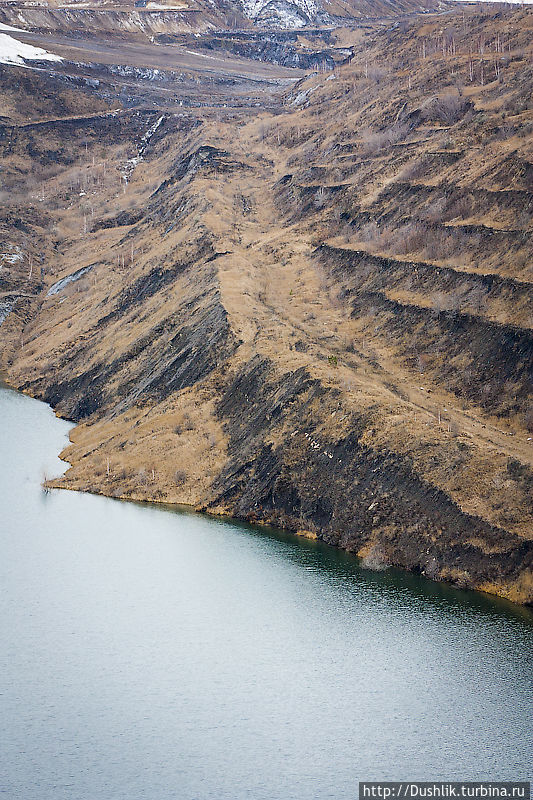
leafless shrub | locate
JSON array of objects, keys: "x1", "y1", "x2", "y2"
[
  {"x1": 492, "y1": 122, "x2": 518, "y2": 141},
  {"x1": 422, "y1": 227, "x2": 463, "y2": 261},
  {"x1": 75, "y1": 278, "x2": 90, "y2": 294},
  {"x1": 175, "y1": 469, "x2": 187, "y2": 486},
  {"x1": 420, "y1": 93, "x2": 470, "y2": 125},
  {"x1": 358, "y1": 221, "x2": 380, "y2": 244},
  {"x1": 397, "y1": 158, "x2": 427, "y2": 182},
  {"x1": 398, "y1": 221, "x2": 427, "y2": 254},
  {"x1": 366, "y1": 66, "x2": 388, "y2": 84},
  {"x1": 431, "y1": 291, "x2": 460, "y2": 314},
  {"x1": 310, "y1": 226, "x2": 329, "y2": 247},
  {"x1": 447, "y1": 418, "x2": 460, "y2": 437},
  {"x1": 344, "y1": 338, "x2": 356, "y2": 353},
  {"x1": 180, "y1": 414, "x2": 195, "y2": 432},
  {"x1": 93, "y1": 460, "x2": 106, "y2": 477},
  {"x1": 328, "y1": 287, "x2": 344, "y2": 307},
  {"x1": 444, "y1": 195, "x2": 473, "y2": 221},
  {"x1": 360, "y1": 122, "x2": 408, "y2": 154},
  {"x1": 421, "y1": 197, "x2": 447, "y2": 224},
  {"x1": 464, "y1": 286, "x2": 488, "y2": 315},
  {"x1": 417, "y1": 353, "x2": 431, "y2": 373}
]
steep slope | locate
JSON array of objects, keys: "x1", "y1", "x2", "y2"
[
  {"x1": 0, "y1": 0, "x2": 450, "y2": 32},
  {"x1": 1, "y1": 6, "x2": 532, "y2": 603}
]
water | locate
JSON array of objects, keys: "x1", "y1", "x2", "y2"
[{"x1": 0, "y1": 383, "x2": 531, "y2": 800}]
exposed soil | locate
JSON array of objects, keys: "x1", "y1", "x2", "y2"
[{"x1": 1, "y1": 5, "x2": 532, "y2": 604}]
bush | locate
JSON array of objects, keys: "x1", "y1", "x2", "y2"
[
  {"x1": 360, "y1": 122, "x2": 408, "y2": 154},
  {"x1": 420, "y1": 93, "x2": 470, "y2": 125},
  {"x1": 175, "y1": 469, "x2": 187, "y2": 486}
]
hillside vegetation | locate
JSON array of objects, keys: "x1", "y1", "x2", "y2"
[{"x1": 1, "y1": 5, "x2": 532, "y2": 603}]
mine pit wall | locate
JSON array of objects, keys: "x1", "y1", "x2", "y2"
[
  {"x1": 0, "y1": 7, "x2": 226, "y2": 36},
  {"x1": 6, "y1": 291, "x2": 532, "y2": 604},
  {"x1": 13, "y1": 245, "x2": 237, "y2": 422},
  {"x1": 314, "y1": 245, "x2": 533, "y2": 425},
  {"x1": 204, "y1": 357, "x2": 533, "y2": 604},
  {"x1": 1, "y1": 60, "x2": 531, "y2": 604}
]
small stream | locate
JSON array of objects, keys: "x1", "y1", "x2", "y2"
[{"x1": 1, "y1": 383, "x2": 531, "y2": 800}]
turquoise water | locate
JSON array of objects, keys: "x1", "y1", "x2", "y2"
[{"x1": 0, "y1": 384, "x2": 531, "y2": 800}]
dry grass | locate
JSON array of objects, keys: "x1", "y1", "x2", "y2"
[{"x1": 1, "y1": 5, "x2": 532, "y2": 599}]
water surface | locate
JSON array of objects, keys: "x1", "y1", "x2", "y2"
[{"x1": 1, "y1": 384, "x2": 531, "y2": 800}]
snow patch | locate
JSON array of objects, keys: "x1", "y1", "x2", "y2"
[
  {"x1": 0, "y1": 302, "x2": 13, "y2": 326},
  {"x1": 146, "y1": 3, "x2": 189, "y2": 8},
  {"x1": 242, "y1": 0, "x2": 318, "y2": 26},
  {"x1": 0, "y1": 22, "x2": 24, "y2": 32},
  {"x1": 290, "y1": 85, "x2": 317, "y2": 107},
  {"x1": 1, "y1": 247, "x2": 23, "y2": 267},
  {"x1": 0, "y1": 32, "x2": 62, "y2": 67},
  {"x1": 121, "y1": 115, "x2": 164, "y2": 184},
  {"x1": 46, "y1": 265, "x2": 94, "y2": 297},
  {"x1": 184, "y1": 49, "x2": 220, "y2": 60}
]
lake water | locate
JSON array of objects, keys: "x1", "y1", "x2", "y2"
[{"x1": 0, "y1": 383, "x2": 531, "y2": 800}]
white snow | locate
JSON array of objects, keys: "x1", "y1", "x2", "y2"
[
  {"x1": 184, "y1": 49, "x2": 220, "y2": 60},
  {"x1": 121, "y1": 115, "x2": 164, "y2": 183},
  {"x1": 0, "y1": 32, "x2": 62, "y2": 67},
  {"x1": 290, "y1": 85, "x2": 317, "y2": 107},
  {"x1": 1, "y1": 250, "x2": 23, "y2": 265},
  {"x1": 142, "y1": 114, "x2": 164, "y2": 142},
  {"x1": 145, "y1": 3, "x2": 189, "y2": 8},
  {"x1": 0, "y1": 302, "x2": 12, "y2": 327},
  {"x1": 242, "y1": 0, "x2": 267, "y2": 17},
  {"x1": 47, "y1": 265, "x2": 94, "y2": 297},
  {"x1": 241, "y1": 0, "x2": 318, "y2": 24},
  {"x1": 0, "y1": 22, "x2": 24, "y2": 32}
]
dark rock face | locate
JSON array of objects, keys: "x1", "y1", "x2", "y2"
[
  {"x1": 41, "y1": 366, "x2": 104, "y2": 420},
  {"x1": 19, "y1": 238, "x2": 237, "y2": 421},
  {"x1": 207, "y1": 356, "x2": 533, "y2": 597},
  {"x1": 93, "y1": 209, "x2": 145, "y2": 231},
  {"x1": 24, "y1": 294, "x2": 237, "y2": 421},
  {"x1": 315, "y1": 245, "x2": 533, "y2": 420},
  {"x1": 196, "y1": 33, "x2": 347, "y2": 70},
  {"x1": 96, "y1": 259, "x2": 196, "y2": 326},
  {"x1": 23, "y1": 306, "x2": 235, "y2": 420},
  {"x1": 153, "y1": 145, "x2": 251, "y2": 197}
]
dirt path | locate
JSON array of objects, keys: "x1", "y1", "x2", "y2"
[{"x1": 5, "y1": 109, "x2": 125, "y2": 129}]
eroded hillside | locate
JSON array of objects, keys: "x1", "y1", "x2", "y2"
[
  {"x1": 0, "y1": 0, "x2": 447, "y2": 33},
  {"x1": 1, "y1": 5, "x2": 532, "y2": 603}
]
